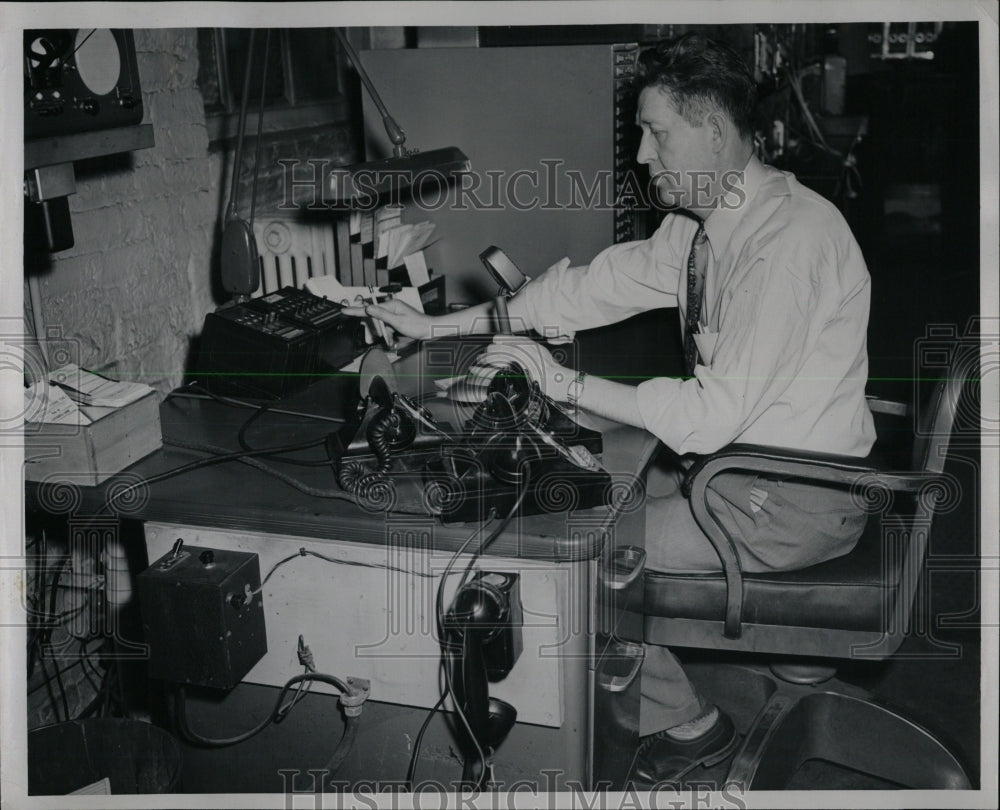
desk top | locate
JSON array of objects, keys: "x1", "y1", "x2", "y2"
[{"x1": 26, "y1": 344, "x2": 659, "y2": 562}]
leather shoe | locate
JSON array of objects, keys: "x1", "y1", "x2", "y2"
[{"x1": 633, "y1": 710, "x2": 739, "y2": 785}]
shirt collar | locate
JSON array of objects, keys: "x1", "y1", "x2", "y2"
[{"x1": 702, "y1": 154, "x2": 768, "y2": 257}]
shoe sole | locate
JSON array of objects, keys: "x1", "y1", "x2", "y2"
[
  {"x1": 633, "y1": 730, "x2": 741, "y2": 787},
  {"x1": 671, "y1": 730, "x2": 741, "y2": 782}
]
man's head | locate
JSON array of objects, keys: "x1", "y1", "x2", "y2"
[{"x1": 635, "y1": 33, "x2": 757, "y2": 214}]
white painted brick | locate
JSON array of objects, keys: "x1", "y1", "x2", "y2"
[{"x1": 35, "y1": 29, "x2": 236, "y2": 388}]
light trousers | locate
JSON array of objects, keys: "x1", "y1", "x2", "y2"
[{"x1": 638, "y1": 457, "x2": 867, "y2": 736}]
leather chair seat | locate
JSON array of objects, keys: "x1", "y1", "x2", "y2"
[{"x1": 644, "y1": 513, "x2": 910, "y2": 632}]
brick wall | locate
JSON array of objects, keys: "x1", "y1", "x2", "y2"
[
  {"x1": 25, "y1": 29, "x2": 359, "y2": 396},
  {"x1": 27, "y1": 29, "x2": 218, "y2": 396}
]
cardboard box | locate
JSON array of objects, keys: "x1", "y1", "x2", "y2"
[{"x1": 24, "y1": 391, "x2": 162, "y2": 485}]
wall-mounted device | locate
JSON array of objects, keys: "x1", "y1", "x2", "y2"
[
  {"x1": 199, "y1": 286, "x2": 365, "y2": 400},
  {"x1": 137, "y1": 541, "x2": 267, "y2": 690},
  {"x1": 445, "y1": 571, "x2": 522, "y2": 787},
  {"x1": 23, "y1": 29, "x2": 149, "y2": 252},
  {"x1": 24, "y1": 29, "x2": 144, "y2": 139}
]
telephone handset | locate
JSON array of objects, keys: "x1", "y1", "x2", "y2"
[{"x1": 332, "y1": 350, "x2": 450, "y2": 500}]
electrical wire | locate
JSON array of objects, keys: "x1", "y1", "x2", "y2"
[
  {"x1": 174, "y1": 671, "x2": 351, "y2": 747},
  {"x1": 405, "y1": 689, "x2": 449, "y2": 788},
  {"x1": 45, "y1": 555, "x2": 71, "y2": 722},
  {"x1": 162, "y1": 437, "x2": 360, "y2": 501},
  {"x1": 236, "y1": 401, "x2": 337, "y2": 468},
  {"x1": 275, "y1": 636, "x2": 316, "y2": 722},
  {"x1": 409, "y1": 449, "x2": 532, "y2": 790},
  {"x1": 96, "y1": 433, "x2": 340, "y2": 516},
  {"x1": 165, "y1": 383, "x2": 347, "y2": 425},
  {"x1": 252, "y1": 546, "x2": 434, "y2": 598},
  {"x1": 26, "y1": 527, "x2": 46, "y2": 680},
  {"x1": 36, "y1": 655, "x2": 63, "y2": 723}
]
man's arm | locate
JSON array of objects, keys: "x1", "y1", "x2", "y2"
[
  {"x1": 574, "y1": 373, "x2": 644, "y2": 427},
  {"x1": 352, "y1": 219, "x2": 684, "y2": 342},
  {"x1": 346, "y1": 299, "x2": 498, "y2": 340}
]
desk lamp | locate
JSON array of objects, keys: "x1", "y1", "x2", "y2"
[
  {"x1": 327, "y1": 29, "x2": 471, "y2": 203},
  {"x1": 219, "y1": 29, "x2": 470, "y2": 300}
]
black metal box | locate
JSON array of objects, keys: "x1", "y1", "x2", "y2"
[{"x1": 137, "y1": 544, "x2": 267, "y2": 690}]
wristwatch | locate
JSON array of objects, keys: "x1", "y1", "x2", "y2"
[{"x1": 566, "y1": 371, "x2": 586, "y2": 408}]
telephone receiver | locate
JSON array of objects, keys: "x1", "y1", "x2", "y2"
[
  {"x1": 334, "y1": 348, "x2": 458, "y2": 497},
  {"x1": 328, "y1": 349, "x2": 406, "y2": 473},
  {"x1": 445, "y1": 574, "x2": 520, "y2": 788}
]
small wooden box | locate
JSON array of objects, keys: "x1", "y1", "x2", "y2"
[{"x1": 24, "y1": 391, "x2": 162, "y2": 485}]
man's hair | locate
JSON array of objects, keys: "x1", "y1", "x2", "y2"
[{"x1": 636, "y1": 33, "x2": 758, "y2": 139}]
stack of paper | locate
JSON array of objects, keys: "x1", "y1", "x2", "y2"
[
  {"x1": 338, "y1": 207, "x2": 438, "y2": 291},
  {"x1": 24, "y1": 365, "x2": 155, "y2": 426},
  {"x1": 49, "y1": 364, "x2": 154, "y2": 407}
]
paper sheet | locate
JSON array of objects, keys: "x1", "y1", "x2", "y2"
[
  {"x1": 48, "y1": 364, "x2": 153, "y2": 407},
  {"x1": 403, "y1": 251, "x2": 431, "y2": 287},
  {"x1": 24, "y1": 382, "x2": 92, "y2": 426}
]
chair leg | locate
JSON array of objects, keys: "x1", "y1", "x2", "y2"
[{"x1": 728, "y1": 689, "x2": 971, "y2": 790}]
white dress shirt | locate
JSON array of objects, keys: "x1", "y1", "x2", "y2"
[{"x1": 518, "y1": 155, "x2": 876, "y2": 457}]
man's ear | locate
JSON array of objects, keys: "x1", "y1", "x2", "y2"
[{"x1": 706, "y1": 110, "x2": 729, "y2": 154}]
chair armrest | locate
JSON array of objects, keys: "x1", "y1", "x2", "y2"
[
  {"x1": 682, "y1": 444, "x2": 879, "y2": 498},
  {"x1": 866, "y1": 394, "x2": 910, "y2": 417},
  {"x1": 682, "y1": 443, "x2": 937, "y2": 497},
  {"x1": 680, "y1": 443, "x2": 940, "y2": 639}
]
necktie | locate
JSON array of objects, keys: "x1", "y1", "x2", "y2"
[{"x1": 684, "y1": 222, "x2": 708, "y2": 376}]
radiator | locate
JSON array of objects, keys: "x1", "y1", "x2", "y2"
[{"x1": 251, "y1": 218, "x2": 339, "y2": 297}]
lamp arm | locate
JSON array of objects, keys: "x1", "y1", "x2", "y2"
[{"x1": 334, "y1": 28, "x2": 407, "y2": 156}]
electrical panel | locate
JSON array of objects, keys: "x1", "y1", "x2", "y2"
[
  {"x1": 612, "y1": 44, "x2": 642, "y2": 244},
  {"x1": 137, "y1": 544, "x2": 267, "y2": 690}
]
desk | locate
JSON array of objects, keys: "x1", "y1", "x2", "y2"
[{"x1": 25, "y1": 343, "x2": 659, "y2": 792}]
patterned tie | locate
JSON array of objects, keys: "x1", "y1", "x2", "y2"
[{"x1": 684, "y1": 221, "x2": 708, "y2": 376}]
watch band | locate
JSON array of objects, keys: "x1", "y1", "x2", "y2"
[{"x1": 566, "y1": 371, "x2": 586, "y2": 408}]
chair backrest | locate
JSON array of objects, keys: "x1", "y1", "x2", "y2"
[
  {"x1": 888, "y1": 337, "x2": 975, "y2": 639},
  {"x1": 912, "y1": 342, "x2": 975, "y2": 477}
]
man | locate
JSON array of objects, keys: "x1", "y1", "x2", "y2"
[{"x1": 352, "y1": 34, "x2": 876, "y2": 783}]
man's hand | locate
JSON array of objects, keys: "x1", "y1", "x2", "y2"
[
  {"x1": 472, "y1": 335, "x2": 573, "y2": 402},
  {"x1": 342, "y1": 298, "x2": 433, "y2": 341}
]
